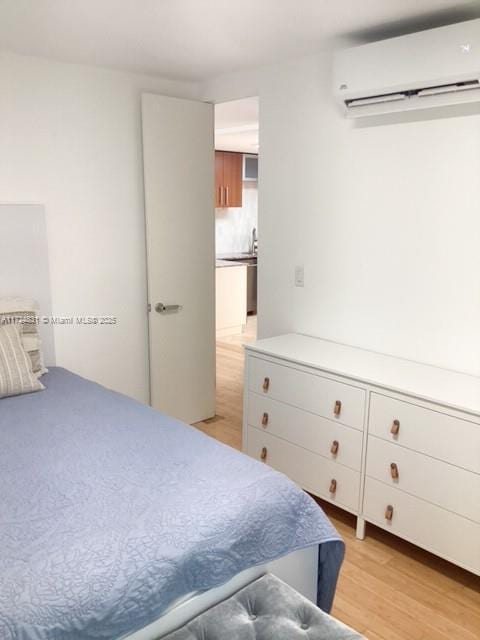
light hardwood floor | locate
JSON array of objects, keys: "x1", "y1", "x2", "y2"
[{"x1": 195, "y1": 318, "x2": 480, "y2": 640}]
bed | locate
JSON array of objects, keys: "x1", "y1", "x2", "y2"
[
  {"x1": 0, "y1": 367, "x2": 345, "y2": 640},
  {"x1": 0, "y1": 204, "x2": 344, "y2": 639}
]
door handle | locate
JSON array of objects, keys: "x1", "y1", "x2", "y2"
[{"x1": 155, "y1": 303, "x2": 182, "y2": 313}]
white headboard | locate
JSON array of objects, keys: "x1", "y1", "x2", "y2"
[{"x1": 0, "y1": 204, "x2": 56, "y2": 366}]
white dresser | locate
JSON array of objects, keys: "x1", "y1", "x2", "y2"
[{"x1": 243, "y1": 334, "x2": 480, "y2": 576}]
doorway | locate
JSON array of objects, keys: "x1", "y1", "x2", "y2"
[{"x1": 196, "y1": 96, "x2": 259, "y2": 448}]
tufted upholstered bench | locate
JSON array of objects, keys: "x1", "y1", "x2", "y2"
[{"x1": 160, "y1": 573, "x2": 364, "y2": 639}]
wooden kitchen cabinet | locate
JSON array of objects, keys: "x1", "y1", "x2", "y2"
[{"x1": 215, "y1": 151, "x2": 243, "y2": 208}]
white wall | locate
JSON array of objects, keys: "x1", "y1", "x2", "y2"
[
  {"x1": 215, "y1": 182, "x2": 258, "y2": 255},
  {"x1": 203, "y1": 53, "x2": 480, "y2": 376},
  {"x1": 0, "y1": 52, "x2": 198, "y2": 402}
]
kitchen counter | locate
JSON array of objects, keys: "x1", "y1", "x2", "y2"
[
  {"x1": 216, "y1": 252, "x2": 257, "y2": 261},
  {"x1": 216, "y1": 259, "x2": 246, "y2": 268}
]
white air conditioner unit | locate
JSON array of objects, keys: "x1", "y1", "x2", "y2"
[{"x1": 333, "y1": 19, "x2": 480, "y2": 118}]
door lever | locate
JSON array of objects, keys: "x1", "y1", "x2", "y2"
[{"x1": 155, "y1": 303, "x2": 182, "y2": 313}]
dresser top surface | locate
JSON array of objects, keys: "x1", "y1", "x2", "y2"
[{"x1": 246, "y1": 334, "x2": 480, "y2": 417}]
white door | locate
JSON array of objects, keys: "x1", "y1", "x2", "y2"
[{"x1": 142, "y1": 93, "x2": 215, "y2": 424}]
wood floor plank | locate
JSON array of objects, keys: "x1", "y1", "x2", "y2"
[
  {"x1": 344, "y1": 550, "x2": 480, "y2": 635},
  {"x1": 195, "y1": 318, "x2": 480, "y2": 640},
  {"x1": 335, "y1": 577, "x2": 429, "y2": 640},
  {"x1": 341, "y1": 562, "x2": 479, "y2": 640}
]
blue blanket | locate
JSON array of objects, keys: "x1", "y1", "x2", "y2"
[{"x1": 0, "y1": 368, "x2": 344, "y2": 640}]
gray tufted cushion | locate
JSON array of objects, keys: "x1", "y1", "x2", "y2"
[{"x1": 160, "y1": 573, "x2": 364, "y2": 639}]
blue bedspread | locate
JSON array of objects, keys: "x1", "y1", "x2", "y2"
[{"x1": 0, "y1": 368, "x2": 344, "y2": 640}]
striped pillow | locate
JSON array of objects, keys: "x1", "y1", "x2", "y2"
[
  {"x1": 0, "y1": 298, "x2": 47, "y2": 378},
  {"x1": 0, "y1": 324, "x2": 44, "y2": 399}
]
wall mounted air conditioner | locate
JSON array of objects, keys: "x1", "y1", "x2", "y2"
[{"x1": 333, "y1": 19, "x2": 480, "y2": 118}]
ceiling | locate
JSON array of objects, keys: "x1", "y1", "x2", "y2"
[
  {"x1": 0, "y1": 1, "x2": 479, "y2": 82},
  {"x1": 215, "y1": 97, "x2": 259, "y2": 154}
]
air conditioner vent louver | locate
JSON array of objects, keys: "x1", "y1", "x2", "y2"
[
  {"x1": 346, "y1": 93, "x2": 408, "y2": 108},
  {"x1": 345, "y1": 80, "x2": 480, "y2": 112},
  {"x1": 417, "y1": 79, "x2": 480, "y2": 97}
]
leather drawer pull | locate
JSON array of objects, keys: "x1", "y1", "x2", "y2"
[
  {"x1": 390, "y1": 462, "x2": 399, "y2": 479},
  {"x1": 329, "y1": 479, "x2": 337, "y2": 494},
  {"x1": 391, "y1": 419, "x2": 400, "y2": 436},
  {"x1": 334, "y1": 400, "x2": 342, "y2": 416},
  {"x1": 385, "y1": 505, "x2": 394, "y2": 521},
  {"x1": 260, "y1": 446, "x2": 267, "y2": 461},
  {"x1": 262, "y1": 377, "x2": 270, "y2": 392},
  {"x1": 261, "y1": 412, "x2": 269, "y2": 427},
  {"x1": 330, "y1": 440, "x2": 339, "y2": 456}
]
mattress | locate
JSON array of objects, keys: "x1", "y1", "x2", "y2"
[{"x1": 0, "y1": 368, "x2": 344, "y2": 640}]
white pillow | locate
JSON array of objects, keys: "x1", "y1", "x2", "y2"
[
  {"x1": 0, "y1": 297, "x2": 47, "y2": 378},
  {"x1": 0, "y1": 324, "x2": 45, "y2": 398}
]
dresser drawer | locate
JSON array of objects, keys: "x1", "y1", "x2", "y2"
[
  {"x1": 363, "y1": 478, "x2": 480, "y2": 575},
  {"x1": 366, "y1": 436, "x2": 480, "y2": 523},
  {"x1": 369, "y1": 393, "x2": 480, "y2": 474},
  {"x1": 247, "y1": 393, "x2": 363, "y2": 471},
  {"x1": 247, "y1": 426, "x2": 360, "y2": 513},
  {"x1": 248, "y1": 357, "x2": 365, "y2": 430}
]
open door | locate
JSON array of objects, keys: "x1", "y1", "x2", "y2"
[{"x1": 142, "y1": 93, "x2": 215, "y2": 424}]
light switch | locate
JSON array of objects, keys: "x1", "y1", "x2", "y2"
[{"x1": 295, "y1": 265, "x2": 304, "y2": 287}]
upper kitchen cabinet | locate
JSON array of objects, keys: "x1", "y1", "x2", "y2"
[{"x1": 215, "y1": 151, "x2": 243, "y2": 208}]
